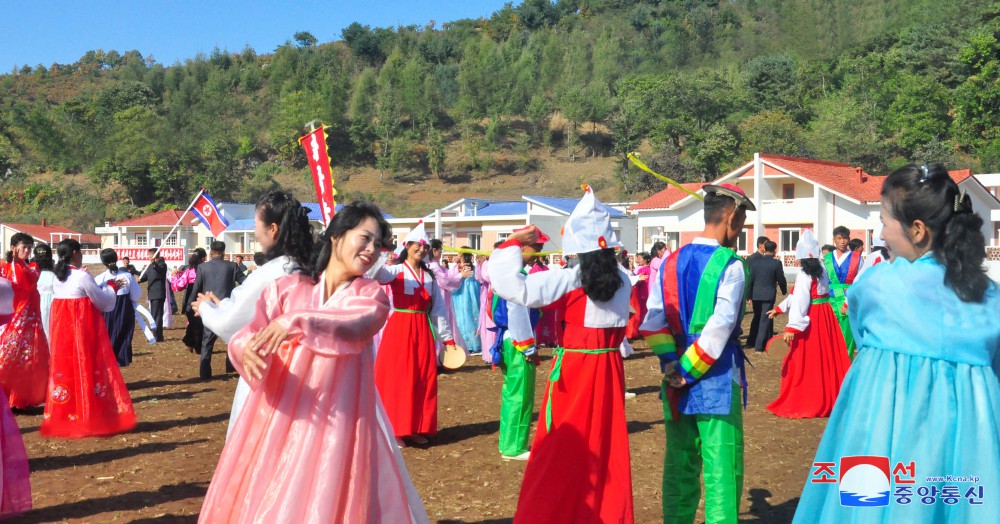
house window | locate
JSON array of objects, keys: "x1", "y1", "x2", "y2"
[
  {"x1": 650, "y1": 232, "x2": 680, "y2": 252},
  {"x1": 497, "y1": 232, "x2": 510, "y2": 242},
  {"x1": 468, "y1": 233, "x2": 482, "y2": 251},
  {"x1": 643, "y1": 226, "x2": 664, "y2": 248},
  {"x1": 135, "y1": 234, "x2": 147, "y2": 246},
  {"x1": 163, "y1": 233, "x2": 178, "y2": 246},
  {"x1": 780, "y1": 229, "x2": 801, "y2": 252},
  {"x1": 782, "y1": 184, "x2": 795, "y2": 199},
  {"x1": 736, "y1": 230, "x2": 748, "y2": 253}
]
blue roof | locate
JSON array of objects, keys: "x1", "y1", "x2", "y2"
[
  {"x1": 464, "y1": 199, "x2": 527, "y2": 216},
  {"x1": 524, "y1": 196, "x2": 626, "y2": 218},
  {"x1": 228, "y1": 219, "x2": 256, "y2": 232}
]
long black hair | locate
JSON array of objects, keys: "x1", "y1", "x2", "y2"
[
  {"x1": 578, "y1": 248, "x2": 623, "y2": 302},
  {"x1": 394, "y1": 242, "x2": 434, "y2": 278},
  {"x1": 881, "y1": 163, "x2": 990, "y2": 303},
  {"x1": 256, "y1": 190, "x2": 314, "y2": 271},
  {"x1": 311, "y1": 201, "x2": 393, "y2": 282},
  {"x1": 5, "y1": 232, "x2": 33, "y2": 263},
  {"x1": 54, "y1": 239, "x2": 82, "y2": 282},
  {"x1": 800, "y1": 258, "x2": 824, "y2": 280},
  {"x1": 32, "y1": 243, "x2": 54, "y2": 271},
  {"x1": 100, "y1": 248, "x2": 119, "y2": 273}
]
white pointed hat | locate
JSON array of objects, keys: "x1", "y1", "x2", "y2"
[
  {"x1": 871, "y1": 221, "x2": 886, "y2": 248},
  {"x1": 561, "y1": 185, "x2": 623, "y2": 256},
  {"x1": 795, "y1": 229, "x2": 820, "y2": 260},
  {"x1": 395, "y1": 220, "x2": 429, "y2": 256}
]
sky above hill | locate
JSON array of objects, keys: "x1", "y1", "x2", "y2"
[{"x1": 1, "y1": 0, "x2": 510, "y2": 71}]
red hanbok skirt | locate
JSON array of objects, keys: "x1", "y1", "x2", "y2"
[
  {"x1": 40, "y1": 298, "x2": 136, "y2": 438},
  {"x1": 0, "y1": 298, "x2": 49, "y2": 408},
  {"x1": 374, "y1": 310, "x2": 437, "y2": 438},
  {"x1": 766, "y1": 301, "x2": 851, "y2": 418},
  {"x1": 514, "y1": 346, "x2": 634, "y2": 523}
]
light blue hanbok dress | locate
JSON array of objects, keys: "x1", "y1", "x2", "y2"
[
  {"x1": 794, "y1": 253, "x2": 1000, "y2": 523},
  {"x1": 452, "y1": 276, "x2": 482, "y2": 354}
]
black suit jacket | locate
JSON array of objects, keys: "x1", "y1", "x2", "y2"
[
  {"x1": 187, "y1": 257, "x2": 239, "y2": 312},
  {"x1": 139, "y1": 259, "x2": 168, "y2": 300},
  {"x1": 747, "y1": 255, "x2": 788, "y2": 302}
]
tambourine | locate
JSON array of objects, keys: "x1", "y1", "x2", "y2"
[
  {"x1": 442, "y1": 344, "x2": 467, "y2": 370},
  {"x1": 764, "y1": 334, "x2": 791, "y2": 360}
]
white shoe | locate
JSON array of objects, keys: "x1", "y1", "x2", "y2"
[
  {"x1": 624, "y1": 391, "x2": 637, "y2": 399},
  {"x1": 502, "y1": 451, "x2": 530, "y2": 461}
]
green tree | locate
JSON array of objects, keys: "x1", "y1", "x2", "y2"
[
  {"x1": 737, "y1": 111, "x2": 810, "y2": 158},
  {"x1": 428, "y1": 128, "x2": 446, "y2": 179},
  {"x1": 294, "y1": 31, "x2": 318, "y2": 48}
]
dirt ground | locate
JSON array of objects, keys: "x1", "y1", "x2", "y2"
[{"x1": 8, "y1": 290, "x2": 826, "y2": 524}]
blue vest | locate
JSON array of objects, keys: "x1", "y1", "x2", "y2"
[
  {"x1": 487, "y1": 294, "x2": 540, "y2": 366},
  {"x1": 665, "y1": 243, "x2": 746, "y2": 416}
]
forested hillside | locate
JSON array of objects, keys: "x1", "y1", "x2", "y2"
[{"x1": 1, "y1": 0, "x2": 998, "y2": 230}]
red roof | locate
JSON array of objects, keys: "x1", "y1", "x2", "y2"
[
  {"x1": 949, "y1": 168, "x2": 973, "y2": 183},
  {"x1": 630, "y1": 157, "x2": 989, "y2": 213},
  {"x1": 112, "y1": 209, "x2": 189, "y2": 227},
  {"x1": 3, "y1": 223, "x2": 101, "y2": 245},
  {"x1": 628, "y1": 183, "x2": 707, "y2": 211},
  {"x1": 757, "y1": 154, "x2": 886, "y2": 202}
]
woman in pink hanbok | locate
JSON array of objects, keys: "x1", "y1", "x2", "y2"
[
  {"x1": 475, "y1": 251, "x2": 497, "y2": 363},
  {"x1": 199, "y1": 202, "x2": 428, "y2": 524},
  {"x1": 0, "y1": 276, "x2": 32, "y2": 518}
]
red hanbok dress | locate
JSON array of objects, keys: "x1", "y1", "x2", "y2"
[
  {"x1": 490, "y1": 242, "x2": 635, "y2": 524},
  {"x1": 766, "y1": 270, "x2": 851, "y2": 418},
  {"x1": 0, "y1": 260, "x2": 50, "y2": 408},
  {"x1": 41, "y1": 268, "x2": 136, "y2": 438},
  {"x1": 373, "y1": 263, "x2": 452, "y2": 438},
  {"x1": 626, "y1": 265, "x2": 650, "y2": 340}
]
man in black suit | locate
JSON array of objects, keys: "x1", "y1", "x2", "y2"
[
  {"x1": 138, "y1": 248, "x2": 168, "y2": 342},
  {"x1": 233, "y1": 255, "x2": 248, "y2": 285},
  {"x1": 746, "y1": 240, "x2": 787, "y2": 352},
  {"x1": 187, "y1": 241, "x2": 240, "y2": 378},
  {"x1": 121, "y1": 257, "x2": 140, "y2": 276},
  {"x1": 746, "y1": 235, "x2": 769, "y2": 265}
]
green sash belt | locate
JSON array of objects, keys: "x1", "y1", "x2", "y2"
[
  {"x1": 811, "y1": 296, "x2": 830, "y2": 305},
  {"x1": 393, "y1": 307, "x2": 437, "y2": 340},
  {"x1": 545, "y1": 347, "x2": 617, "y2": 432}
]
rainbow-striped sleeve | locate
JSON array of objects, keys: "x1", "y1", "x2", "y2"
[
  {"x1": 641, "y1": 329, "x2": 677, "y2": 361},
  {"x1": 512, "y1": 337, "x2": 535, "y2": 353},
  {"x1": 678, "y1": 341, "x2": 716, "y2": 383}
]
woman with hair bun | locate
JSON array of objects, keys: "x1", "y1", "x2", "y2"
[
  {"x1": 190, "y1": 190, "x2": 315, "y2": 436},
  {"x1": 794, "y1": 164, "x2": 1000, "y2": 522},
  {"x1": 95, "y1": 248, "x2": 141, "y2": 367},
  {"x1": 0, "y1": 232, "x2": 49, "y2": 409},
  {"x1": 42, "y1": 239, "x2": 135, "y2": 438}
]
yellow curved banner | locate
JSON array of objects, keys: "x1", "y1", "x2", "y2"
[
  {"x1": 627, "y1": 152, "x2": 704, "y2": 201},
  {"x1": 443, "y1": 246, "x2": 562, "y2": 257}
]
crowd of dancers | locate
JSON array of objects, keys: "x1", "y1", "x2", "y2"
[{"x1": 0, "y1": 162, "x2": 997, "y2": 523}]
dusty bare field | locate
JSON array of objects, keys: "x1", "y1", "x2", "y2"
[{"x1": 8, "y1": 293, "x2": 825, "y2": 524}]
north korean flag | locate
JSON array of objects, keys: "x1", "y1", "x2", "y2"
[{"x1": 191, "y1": 191, "x2": 229, "y2": 237}]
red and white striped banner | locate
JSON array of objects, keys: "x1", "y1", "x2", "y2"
[{"x1": 299, "y1": 126, "x2": 337, "y2": 226}]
